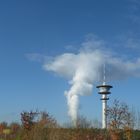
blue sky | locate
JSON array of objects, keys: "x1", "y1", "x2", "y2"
[{"x1": 0, "y1": 0, "x2": 140, "y2": 124}]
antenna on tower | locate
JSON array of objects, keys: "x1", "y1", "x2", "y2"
[{"x1": 103, "y1": 63, "x2": 106, "y2": 85}]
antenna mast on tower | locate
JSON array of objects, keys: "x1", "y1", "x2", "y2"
[{"x1": 103, "y1": 64, "x2": 106, "y2": 85}]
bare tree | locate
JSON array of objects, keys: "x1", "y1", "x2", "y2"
[{"x1": 106, "y1": 99, "x2": 134, "y2": 130}]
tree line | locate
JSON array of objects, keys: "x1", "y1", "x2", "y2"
[{"x1": 0, "y1": 99, "x2": 140, "y2": 140}]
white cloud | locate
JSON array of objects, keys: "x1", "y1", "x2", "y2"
[{"x1": 81, "y1": 34, "x2": 105, "y2": 51}]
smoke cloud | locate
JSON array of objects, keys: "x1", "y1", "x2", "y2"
[{"x1": 43, "y1": 39, "x2": 140, "y2": 123}]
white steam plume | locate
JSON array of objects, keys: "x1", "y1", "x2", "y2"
[{"x1": 44, "y1": 50, "x2": 104, "y2": 122}]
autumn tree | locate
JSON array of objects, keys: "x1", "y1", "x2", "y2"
[
  {"x1": 0, "y1": 122, "x2": 8, "y2": 134},
  {"x1": 107, "y1": 99, "x2": 134, "y2": 140},
  {"x1": 21, "y1": 111, "x2": 39, "y2": 130},
  {"x1": 20, "y1": 111, "x2": 58, "y2": 140},
  {"x1": 39, "y1": 111, "x2": 58, "y2": 128}
]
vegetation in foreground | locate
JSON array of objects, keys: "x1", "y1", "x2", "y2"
[{"x1": 0, "y1": 100, "x2": 140, "y2": 140}]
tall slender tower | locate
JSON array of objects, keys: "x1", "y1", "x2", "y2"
[{"x1": 96, "y1": 65, "x2": 113, "y2": 129}]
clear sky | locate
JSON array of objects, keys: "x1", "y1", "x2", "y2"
[{"x1": 0, "y1": 0, "x2": 140, "y2": 124}]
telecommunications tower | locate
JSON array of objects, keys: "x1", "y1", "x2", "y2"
[{"x1": 96, "y1": 65, "x2": 113, "y2": 129}]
